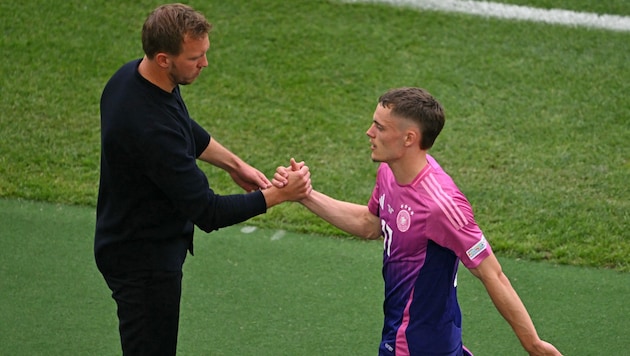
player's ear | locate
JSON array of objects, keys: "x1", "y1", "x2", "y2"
[{"x1": 404, "y1": 129, "x2": 419, "y2": 147}]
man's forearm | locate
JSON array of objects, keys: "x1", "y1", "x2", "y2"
[{"x1": 198, "y1": 138, "x2": 242, "y2": 171}]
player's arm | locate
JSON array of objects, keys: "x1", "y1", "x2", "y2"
[
  {"x1": 469, "y1": 254, "x2": 562, "y2": 356},
  {"x1": 198, "y1": 138, "x2": 272, "y2": 191},
  {"x1": 273, "y1": 158, "x2": 381, "y2": 239},
  {"x1": 300, "y1": 190, "x2": 381, "y2": 240}
]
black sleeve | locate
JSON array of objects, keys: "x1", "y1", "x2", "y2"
[
  {"x1": 141, "y1": 119, "x2": 267, "y2": 233},
  {"x1": 191, "y1": 119, "x2": 211, "y2": 158},
  {"x1": 193, "y1": 190, "x2": 267, "y2": 233}
]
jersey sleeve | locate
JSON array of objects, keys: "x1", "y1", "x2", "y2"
[
  {"x1": 368, "y1": 164, "x2": 386, "y2": 217},
  {"x1": 427, "y1": 192, "x2": 492, "y2": 269}
]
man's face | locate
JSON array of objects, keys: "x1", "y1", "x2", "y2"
[
  {"x1": 167, "y1": 34, "x2": 210, "y2": 86},
  {"x1": 366, "y1": 104, "x2": 408, "y2": 163}
]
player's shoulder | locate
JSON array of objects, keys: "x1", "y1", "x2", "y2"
[
  {"x1": 424, "y1": 155, "x2": 460, "y2": 189},
  {"x1": 422, "y1": 157, "x2": 473, "y2": 211},
  {"x1": 426, "y1": 154, "x2": 446, "y2": 174}
]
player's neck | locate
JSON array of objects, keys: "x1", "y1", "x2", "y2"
[{"x1": 388, "y1": 151, "x2": 428, "y2": 185}]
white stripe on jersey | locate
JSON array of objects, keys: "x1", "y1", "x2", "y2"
[{"x1": 421, "y1": 173, "x2": 469, "y2": 230}]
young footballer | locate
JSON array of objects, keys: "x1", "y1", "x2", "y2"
[{"x1": 274, "y1": 87, "x2": 562, "y2": 356}]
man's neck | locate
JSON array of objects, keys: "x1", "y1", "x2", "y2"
[{"x1": 137, "y1": 56, "x2": 175, "y2": 92}]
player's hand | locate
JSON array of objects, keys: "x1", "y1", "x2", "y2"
[
  {"x1": 272, "y1": 158, "x2": 305, "y2": 188},
  {"x1": 262, "y1": 161, "x2": 312, "y2": 207},
  {"x1": 281, "y1": 163, "x2": 312, "y2": 200},
  {"x1": 527, "y1": 340, "x2": 562, "y2": 356}
]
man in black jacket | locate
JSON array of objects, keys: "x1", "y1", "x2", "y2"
[{"x1": 95, "y1": 4, "x2": 311, "y2": 354}]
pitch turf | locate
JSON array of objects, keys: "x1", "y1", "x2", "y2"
[{"x1": 1, "y1": 198, "x2": 628, "y2": 355}]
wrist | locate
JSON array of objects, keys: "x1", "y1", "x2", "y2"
[{"x1": 261, "y1": 186, "x2": 282, "y2": 208}]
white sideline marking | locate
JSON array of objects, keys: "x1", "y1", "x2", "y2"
[
  {"x1": 241, "y1": 226, "x2": 257, "y2": 233},
  {"x1": 342, "y1": 0, "x2": 630, "y2": 32},
  {"x1": 271, "y1": 230, "x2": 286, "y2": 241}
]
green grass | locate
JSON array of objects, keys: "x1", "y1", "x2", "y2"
[
  {"x1": 1, "y1": 198, "x2": 629, "y2": 355},
  {"x1": 1, "y1": 0, "x2": 628, "y2": 271}
]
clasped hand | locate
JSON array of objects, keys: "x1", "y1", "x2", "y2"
[{"x1": 272, "y1": 158, "x2": 312, "y2": 200}]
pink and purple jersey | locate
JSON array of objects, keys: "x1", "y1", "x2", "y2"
[{"x1": 367, "y1": 155, "x2": 492, "y2": 356}]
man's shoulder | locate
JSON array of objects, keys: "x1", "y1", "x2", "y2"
[
  {"x1": 114, "y1": 59, "x2": 141, "y2": 76},
  {"x1": 104, "y1": 59, "x2": 141, "y2": 91}
]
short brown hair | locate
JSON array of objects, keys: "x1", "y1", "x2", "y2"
[
  {"x1": 141, "y1": 3, "x2": 212, "y2": 59},
  {"x1": 378, "y1": 87, "x2": 445, "y2": 150}
]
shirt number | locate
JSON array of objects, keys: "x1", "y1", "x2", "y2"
[{"x1": 381, "y1": 219, "x2": 393, "y2": 256}]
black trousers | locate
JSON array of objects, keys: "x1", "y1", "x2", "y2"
[{"x1": 103, "y1": 269, "x2": 183, "y2": 356}]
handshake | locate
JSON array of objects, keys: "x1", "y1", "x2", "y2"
[{"x1": 261, "y1": 158, "x2": 313, "y2": 208}]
